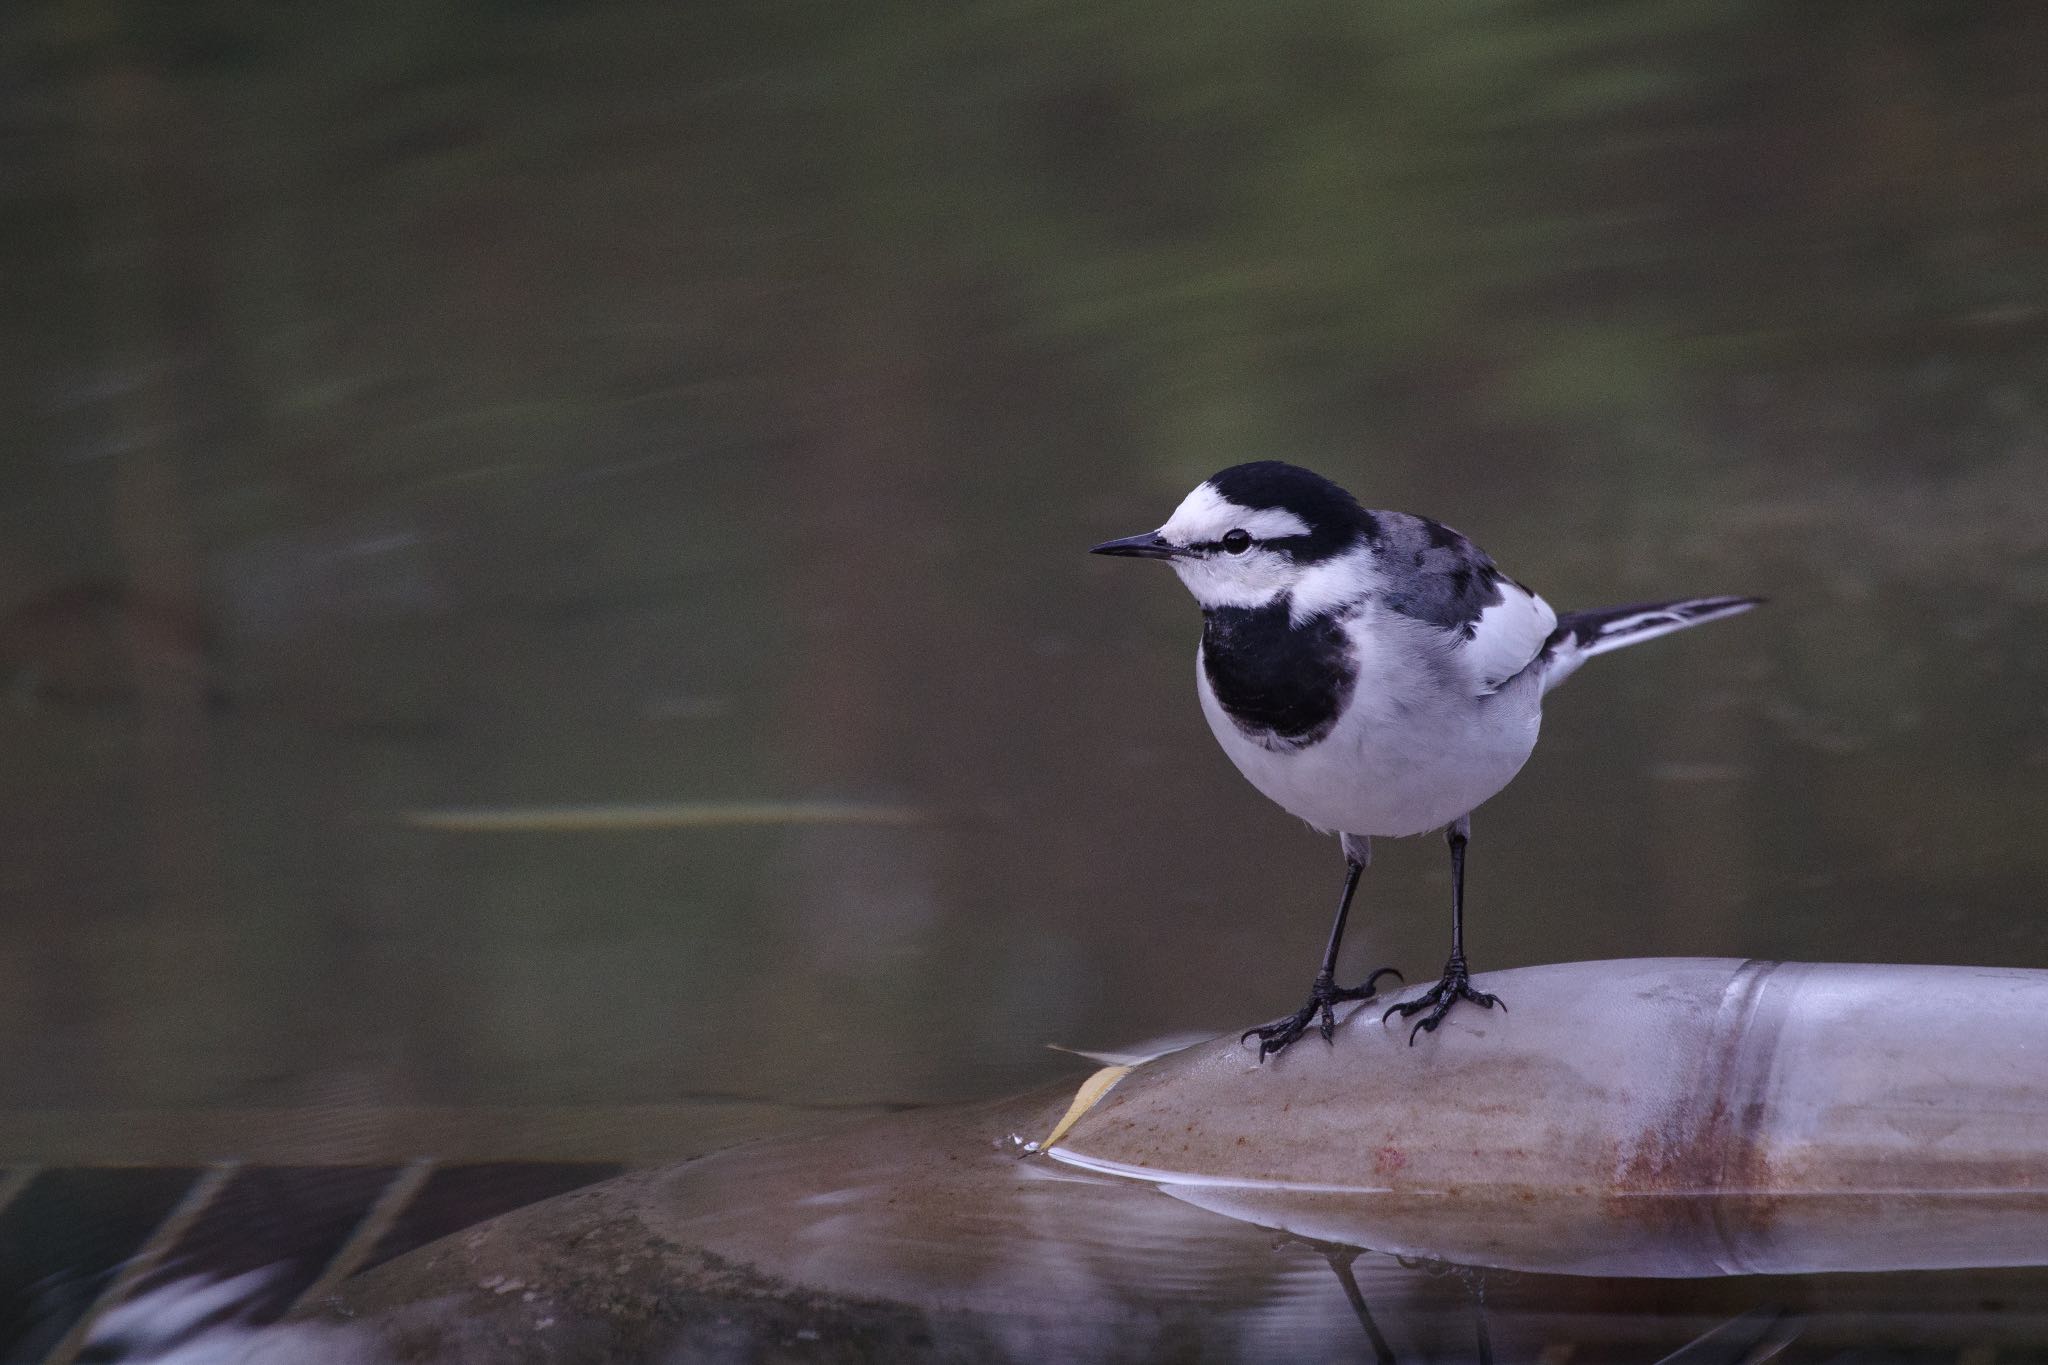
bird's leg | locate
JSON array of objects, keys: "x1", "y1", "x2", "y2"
[
  {"x1": 1384, "y1": 814, "x2": 1503, "y2": 1044},
  {"x1": 1244, "y1": 843, "x2": 1402, "y2": 1061}
]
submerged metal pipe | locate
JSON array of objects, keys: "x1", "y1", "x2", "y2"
[
  {"x1": 1047, "y1": 957, "x2": 2048, "y2": 1276},
  {"x1": 275, "y1": 957, "x2": 2048, "y2": 1361}
]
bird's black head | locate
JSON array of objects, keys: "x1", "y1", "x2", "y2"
[
  {"x1": 1201, "y1": 462, "x2": 1377, "y2": 564},
  {"x1": 1090, "y1": 461, "x2": 1379, "y2": 613}
]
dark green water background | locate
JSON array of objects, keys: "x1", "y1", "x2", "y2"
[{"x1": 1, "y1": 0, "x2": 2046, "y2": 1343}]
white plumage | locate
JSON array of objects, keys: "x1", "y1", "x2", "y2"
[{"x1": 1198, "y1": 601, "x2": 1545, "y2": 839}]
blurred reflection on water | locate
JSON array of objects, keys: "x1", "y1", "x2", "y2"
[{"x1": 1, "y1": 0, "x2": 2047, "y2": 1339}]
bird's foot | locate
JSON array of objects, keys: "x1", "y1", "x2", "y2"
[
  {"x1": 1242, "y1": 966, "x2": 1403, "y2": 1062},
  {"x1": 1382, "y1": 954, "x2": 1503, "y2": 1044}
]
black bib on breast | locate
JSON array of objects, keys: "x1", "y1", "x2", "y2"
[{"x1": 1201, "y1": 600, "x2": 1356, "y2": 747}]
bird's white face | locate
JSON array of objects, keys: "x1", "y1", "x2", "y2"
[
  {"x1": 1093, "y1": 470, "x2": 1383, "y2": 619},
  {"x1": 1154, "y1": 483, "x2": 1315, "y2": 611}
]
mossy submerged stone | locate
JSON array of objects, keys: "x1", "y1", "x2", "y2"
[{"x1": 311, "y1": 1089, "x2": 1290, "y2": 1362}]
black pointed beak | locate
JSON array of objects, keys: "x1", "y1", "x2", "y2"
[{"x1": 1090, "y1": 532, "x2": 1182, "y2": 560}]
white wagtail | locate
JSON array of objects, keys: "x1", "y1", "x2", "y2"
[{"x1": 1092, "y1": 461, "x2": 1761, "y2": 1059}]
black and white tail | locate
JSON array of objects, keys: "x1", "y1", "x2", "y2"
[{"x1": 1538, "y1": 595, "x2": 1762, "y2": 694}]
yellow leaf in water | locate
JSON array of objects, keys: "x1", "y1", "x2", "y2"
[{"x1": 1036, "y1": 1064, "x2": 1133, "y2": 1154}]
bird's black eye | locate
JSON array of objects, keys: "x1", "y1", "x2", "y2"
[{"x1": 1221, "y1": 529, "x2": 1253, "y2": 555}]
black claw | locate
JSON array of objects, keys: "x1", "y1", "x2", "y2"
[
  {"x1": 1243, "y1": 967, "x2": 1400, "y2": 1061},
  {"x1": 1381, "y1": 957, "x2": 1502, "y2": 1046}
]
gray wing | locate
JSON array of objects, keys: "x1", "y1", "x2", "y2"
[{"x1": 1369, "y1": 511, "x2": 1556, "y2": 692}]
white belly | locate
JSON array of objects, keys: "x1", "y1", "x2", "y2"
[{"x1": 1196, "y1": 630, "x2": 1542, "y2": 839}]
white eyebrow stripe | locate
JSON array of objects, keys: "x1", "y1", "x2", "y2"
[
  {"x1": 1159, "y1": 484, "x2": 1311, "y2": 545},
  {"x1": 1232, "y1": 506, "x2": 1314, "y2": 540}
]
